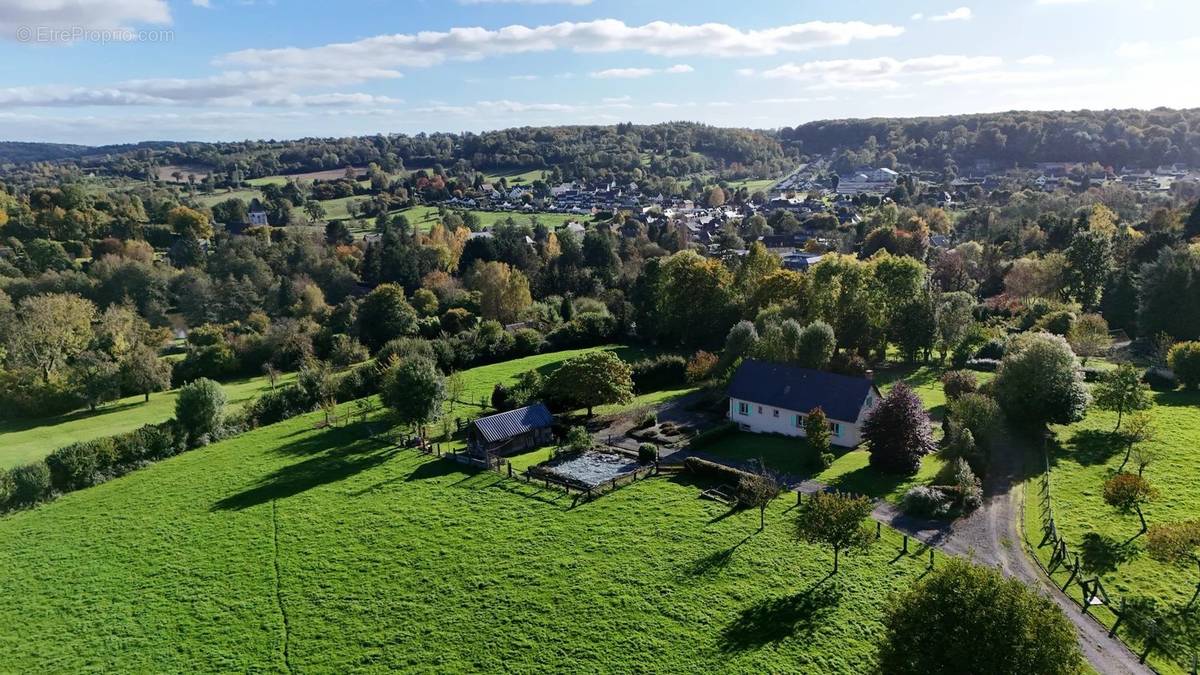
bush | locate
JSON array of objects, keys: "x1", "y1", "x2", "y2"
[
  {"x1": 903, "y1": 485, "x2": 953, "y2": 518},
  {"x1": 511, "y1": 328, "x2": 546, "y2": 356},
  {"x1": 940, "y1": 370, "x2": 978, "y2": 401},
  {"x1": 46, "y1": 442, "x2": 101, "y2": 491},
  {"x1": 1143, "y1": 366, "x2": 1178, "y2": 391},
  {"x1": 946, "y1": 393, "x2": 1002, "y2": 448},
  {"x1": 630, "y1": 355, "x2": 688, "y2": 393},
  {"x1": 9, "y1": 462, "x2": 51, "y2": 506},
  {"x1": 818, "y1": 452, "x2": 835, "y2": 470},
  {"x1": 964, "y1": 358, "x2": 1000, "y2": 372},
  {"x1": 683, "y1": 456, "x2": 754, "y2": 483},
  {"x1": 638, "y1": 443, "x2": 658, "y2": 464},
  {"x1": 1081, "y1": 366, "x2": 1106, "y2": 382},
  {"x1": 974, "y1": 337, "x2": 1006, "y2": 361},
  {"x1": 685, "y1": 350, "x2": 718, "y2": 384},
  {"x1": 1168, "y1": 341, "x2": 1200, "y2": 389},
  {"x1": 565, "y1": 426, "x2": 593, "y2": 453},
  {"x1": 328, "y1": 334, "x2": 369, "y2": 368},
  {"x1": 0, "y1": 469, "x2": 13, "y2": 509},
  {"x1": 1036, "y1": 309, "x2": 1076, "y2": 336},
  {"x1": 175, "y1": 378, "x2": 227, "y2": 446},
  {"x1": 637, "y1": 411, "x2": 657, "y2": 428}
]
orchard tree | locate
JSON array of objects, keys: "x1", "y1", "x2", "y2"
[
  {"x1": 1093, "y1": 363, "x2": 1151, "y2": 431},
  {"x1": 121, "y1": 343, "x2": 173, "y2": 402},
  {"x1": 1103, "y1": 472, "x2": 1157, "y2": 542},
  {"x1": 878, "y1": 558, "x2": 1082, "y2": 674},
  {"x1": 381, "y1": 357, "x2": 446, "y2": 432},
  {"x1": 1147, "y1": 520, "x2": 1200, "y2": 608},
  {"x1": 993, "y1": 332, "x2": 1089, "y2": 428},
  {"x1": 1119, "y1": 412, "x2": 1156, "y2": 474},
  {"x1": 862, "y1": 383, "x2": 936, "y2": 475},
  {"x1": 737, "y1": 465, "x2": 783, "y2": 531},
  {"x1": 545, "y1": 351, "x2": 633, "y2": 416},
  {"x1": 796, "y1": 491, "x2": 874, "y2": 574}
]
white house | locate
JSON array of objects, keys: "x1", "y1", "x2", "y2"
[{"x1": 727, "y1": 359, "x2": 880, "y2": 448}]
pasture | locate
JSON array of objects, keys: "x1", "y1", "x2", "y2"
[
  {"x1": 0, "y1": 371, "x2": 296, "y2": 470},
  {"x1": 0, "y1": 396, "x2": 937, "y2": 672}
]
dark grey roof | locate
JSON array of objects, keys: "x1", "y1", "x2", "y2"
[
  {"x1": 728, "y1": 359, "x2": 877, "y2": 422},
  {"x1": 472, "y1": 403, "x2": 553, "y2": 443}
]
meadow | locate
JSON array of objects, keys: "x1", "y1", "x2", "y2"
[
  {"x1": 0, "y1": 394, "x2": 938, "y2": 673},
  {"x1": 1023, "y1": 386, "x2": 1200, "y2": 673},
  {"x1": 0, "y1": 371, "x2": 296, "y2": 470}
]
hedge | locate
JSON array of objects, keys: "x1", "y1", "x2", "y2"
[
  {"x1": 683, "y1": 456, "x2": 755, "y2": 484},
  {"x1": 687, "y1": 422, "x2": 737, "y2": 450},
  {"x1": 630, "y1": 355, "x2": 687, "y2": 394}
]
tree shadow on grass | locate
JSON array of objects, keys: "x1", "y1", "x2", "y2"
[
  {"x1": 213, "y1": 428, "x2": 396, "y2": 510},
  {"x1": 1062, "y1": 429, "x2": 1125, "y2": 466},
  {"x1": 685, "y1": 534, "x2": 753, "y2": 577},
  {"x1": 719, "y1": 575, "x2": 842, "y2": 652},
  {"x1": 825, "y1": 465, "x2": 907, "y2": 500},
  {"x1": 1080, "y1": 532, "x2": 1140, "y2": 575},
  {"x1": 405, "y1": 459, "x2": 460, "y2": 482}
]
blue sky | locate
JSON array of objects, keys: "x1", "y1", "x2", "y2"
[{"x1": 0, "y1": 0, "x2": 1196, "y2": 144}]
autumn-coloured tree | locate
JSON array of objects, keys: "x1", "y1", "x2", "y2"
[
  {"x1": 545, "y1": 351, "x2": 633, "y2": 417},
  {"x1": 1103, "y1": 472, "x2": 1157, "y2": 542}
]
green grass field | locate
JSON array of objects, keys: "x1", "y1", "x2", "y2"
[
  {"x1": 0, "y1": 371, "x2": 296, "y2": 470},
  {"x1": 484, "y1": 168, "x2": 546, "y2": 184},
  {"x1": 0, "y1": 392, "x2": 940, "y2": 672},
  {"x1": 1022, "y1": 386, "x2": 1200, "y2": 674}
]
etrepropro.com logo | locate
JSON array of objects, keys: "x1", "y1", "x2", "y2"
[{"x1": 15, "y1": 25, "x2": 174, "y2": 44}]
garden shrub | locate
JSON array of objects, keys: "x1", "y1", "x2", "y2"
[
  {"x1": 974, "y1": 338, "x2": 1006, "y2": 361},
  {"x1": 1142, "y1": 366, "x2": 1178, "y2": 391},
  {"x1": 818, "y1": 452, "x2": 835, "y2": 470},
  {"x1": 0, "y1": 469, "x2": 13, "y2": 509},
  {"x1": 940, "y1": 370, "x2": 978, "y2": 401},
  {"x1": 637, "y1": 411, "x2": 657, "y2": 428},
  {"x1": 1081, "y1": 366, "x2": 1106, "y2": 383},
  {"x1": 46, "y1": 442, "x2": 101, "y2": 491},
  {"x1": 175, "y1": 378, "x2": 227, "y2": 446},
  {"x1": 638, "y1": 443, "x2": 658, "y2": 464},
  {"x1": 683, "y1": 456, "x2": 754, "y2": 484},
  {"x1": 1168, "y1": 341, "x2": 1200, "y2": 389},
  {"x1": 902, "y1": 485, "x2": 953, "y2": 518},
  {"x1": 829, "y1": 351, "x2": 868, "y2": 376},
  {"x1": 565, "y1": 426, "x2": 593, "y2": 453}
]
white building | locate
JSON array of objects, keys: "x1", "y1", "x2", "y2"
[{"x1": 727, "y1": 359, "x2": 880, "y2": 448}]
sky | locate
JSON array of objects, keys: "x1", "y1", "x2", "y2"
[{"x1": 0, "y1": 0, "x2": 1197, "y2": 145}]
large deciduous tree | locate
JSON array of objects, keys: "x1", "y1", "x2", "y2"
[
  {"x1": 795, "y1": 491, "x2": 874, "y2": 574},
  {"x1": 993, "y1": 332, "x2": 1090, "y2": 428},
  {"x1": 545, "y1": 350, "x2": 634, "y2": 417},
  {"x1": 466, "y1": 260, "x2": 533, "y2": 324},
  {"x1": 878, "y1": 558, "x2": 1082, "y2": 674},
  {"x1": 175, "y1": 377, "x2": 227, "y2": 446},
  {"x1": 863, "y1": 383, "x2": 936, "y2": 475},
  {"x1": 381, "y1": 357, "x2": 446, "y2": 432},
  {"x1": 121, "y1": 343, "x2": 174, "y2": 403},
  {"x1": 6, "y1": 293, "x2": 96, "y2": 384},
  {"x1": 357, "y1": 283, "x2": 418, "y2": 351}
]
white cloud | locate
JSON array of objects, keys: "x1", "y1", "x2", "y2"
[
  {"x1": 930, "y1": 7, "x2": 973, "y2": 21},
  {"x1": 192, "y1": 0, "x2": 211, "y2": 7},
  {"x1": 750, "y1": 54, "x2": 1001, "y2": 89},
  {"x1": 910, "y1": 12, "x2": 925, "y2": 20},
  {"x1": 218, "y1": 19, "x2": 905, "y2": 70},
  {"x1": 0, "y1": 0, "x2": 170, "y2": 40},
  {"x1": 1018, "y1": 54, "x2": 1055, "y2": 65},
  {"x1": 508, "y1": 74, "x2": 540, "y2": 80},
  {"x1": 591, "y1": 67, "x2": 655, "y2": 79},
  {"x1": 601, "y1": 95, "x2": 631, "y2": 103},
  {"x1": 1116, "y1": 41, "x2": 1157, "y2": 59},
  {"x1": 590, "y1": 64, "x2": 693, "y2": 78}
]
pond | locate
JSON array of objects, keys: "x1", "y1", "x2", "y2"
[{"x1": 542, "y1": 450, "x2": 641, "y2": 488}]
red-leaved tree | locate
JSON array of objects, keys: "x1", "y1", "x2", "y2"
[{"x1": 863, "y1": 382, "x2": 936, "y2": 475}]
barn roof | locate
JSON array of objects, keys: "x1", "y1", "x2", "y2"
[
  {"x1": 728, "y1": 359, "x2": 877, "y2": 423},
  {"x1": 471, "y1": 403, "x2": 554, "y2": 443}
]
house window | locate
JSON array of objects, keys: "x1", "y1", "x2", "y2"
[
  {"x1": 830, "y1": 422, "x2": 842, "y2": 437},
  {"x1": 757, "y1": 406, "x2": 763, "y2": 414},
  {"x1": 737, "y1": 401, "x2": 750, "y2": 416},
  {"x1": 794, "y1": 414, "x2": 806, "y2": 428},
  {"x1": 772, "y1": 409, "x2": 779, "y2": 418}
]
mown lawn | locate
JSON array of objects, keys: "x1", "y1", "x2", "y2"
[
  {"x1": 0, "y1": 397, "x2": 938, "y2": 672},
  {"x1": 1023, "y1": 386, "x2": 1200, "y2": 674},
  {"x1": 0, "y1": 371, "x2": 296, "y2": 470}
]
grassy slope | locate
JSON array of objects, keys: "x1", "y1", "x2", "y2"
[
  {"x1": 0, "y1": 395, "x2": 938, "y2": 672},
  {"x1": 0, "y1": 372, "x2": 296, "y2": 470},
  {"x1": 1023, "y1": 387, "x2": 1200, "y2": 674}
]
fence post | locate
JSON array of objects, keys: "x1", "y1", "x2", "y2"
[
  {"x1": 797, "y1": 491, "x2": 803, "y2": 506},
  {"x1": 507, "y1": 463, "x2": 513, "y2": 478},
  {"x1": 876, "y1": 522, "x2": 881, "y2": 539},
  {"x1": 902, "y1": 535, "x2": 909, "y2": 554},
  {"x1": 929, "y1": 549, "x2": 935, "y2": 568}
]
